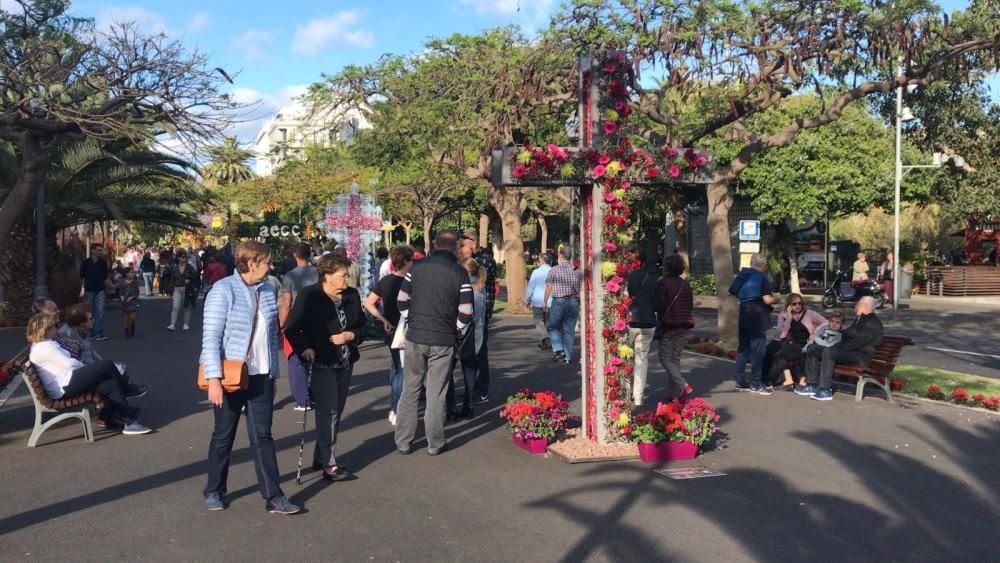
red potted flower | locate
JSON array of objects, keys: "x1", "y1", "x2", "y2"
[
  {"x1": 499, "y1": 388, "x2": 572, "y2": 454},
  {"x1": 629, "y1": 398, "x2": 720, "y2": 462}
]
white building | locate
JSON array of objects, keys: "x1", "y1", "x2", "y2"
[{"x1": 253, "y1": 100, "x2": 371, "y2": 176}]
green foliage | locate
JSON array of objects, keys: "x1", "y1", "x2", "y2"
[
  {"x1": 200, "y1": 137, "x2": 255, "y2": 187},
  {"x1": 689, "y1": 274, "x2": 717, "y2": 296}
]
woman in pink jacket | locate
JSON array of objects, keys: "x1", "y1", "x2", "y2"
[{"x1": 764, "y1": 293, "x2": 827, "y2": 389}]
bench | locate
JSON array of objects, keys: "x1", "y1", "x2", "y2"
[
  {"x1": 832, "y1": 336, "x2": 913, "y2": 403},
  {"x1": 10, "y1": 353, "x2": 104, "y2": 447}
]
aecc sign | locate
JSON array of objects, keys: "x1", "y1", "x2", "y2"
[{"x1": 259, "y1": 224, "x2": 303, "y2": 238}]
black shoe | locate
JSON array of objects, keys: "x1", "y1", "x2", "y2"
[
  {"x1": 312, "y1": 461, "x2": 324, "y2": 471},
  {"x1": 321, "y1": 466, "x2": 355, "y2": 482},
  {"x1": 446, "y1": 410, "x2": 461, "y2": 423},
  {"x1": 126, "y1": 384, "x2": 148, "y2": 399},
  {"x1": 427, "y1": 443, "x2": 448, "y2": 456},
  {"x1": 474, "y1": 394, "x2": 489, "y2": 404},
  {"x1": 552, "y1": 351, "x2": 565, "y2": 362},
  {"x1": 457, "y1": 406, "x2": 474, "y2": 419}
]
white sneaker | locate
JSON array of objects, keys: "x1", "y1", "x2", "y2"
[
  {"x1": 166, "y1": 324, "x2": 174, "y2": 331},
  {"x1": 388, "y1": 411, "x2": 397, "y2": 426},
  {"x1": 183, "y1": 324, "x2": 190, "y2": 331}
]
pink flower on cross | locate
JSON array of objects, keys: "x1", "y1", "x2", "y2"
[
  {"x1": 613, "y1": 319, "x2": 628, "y2": 331},
  {"x1": 669, "y1": 165, "x2": 681, "y2": 178},
  {"x1": 603, "y1": 121, "x2": 618, "y2": 134},
  {"x1": 666, "y1": 147, "x2": 679, "y2": 158},
  {"x1": 610, "y1": 356, "x2": 624, "y2": 367},
  {"x1": 599, "y1": 154, "x2": 611, "y2": 165},
  {"x1": 512, "y1": 163, "x2": 527, "y2": 178},
  {"x1": 605, "y1": 241, "x2": 619, "y2": 252},
  {"x1": 593, "y1": 165, "x2": 606, "y2": 178},
  {"x1": 603, "y1": 191, "x2": 616, "y2": 203}
]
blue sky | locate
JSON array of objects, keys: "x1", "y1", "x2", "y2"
[{"x1": 48, "y1": 0, "x2": 994, "y2": 142}]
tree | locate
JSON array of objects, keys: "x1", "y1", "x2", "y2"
[
  {"x1": 0, "y1": 0, "x2": 239, "y2": 251},
  {"x1": 308, "y1": 28, "x2": 574, "y2": 312},
  {"x1": 552, "y1": 0, "x2": 1000, "y2": 339},
  {"x1": 378, "y1": 163, "x2": 475, "y2": 253},
  {"x1": 200, "y1": 136, "x2": 256, "y2": 188}
]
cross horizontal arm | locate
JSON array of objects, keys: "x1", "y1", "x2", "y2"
[{"x1": 490, "y1": 146, "x2": 714, "y2": 188}]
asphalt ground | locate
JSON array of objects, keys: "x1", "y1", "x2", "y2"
[{"x1": 0, "y1": 298, "x2": 998, "y2": 562}]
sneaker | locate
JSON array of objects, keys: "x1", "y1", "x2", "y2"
[
  {"x1": 122, "y1": 420, "x2": 152, "y2": 435},
  {"x1": 794, "y1": 384, "x2": 817, "y2": 396},
  {"x1": 205, "y1": 492, "x2": 225, "y2": 511},
  {"x1": 552, "y1": 351, "x2": 565, "y2": 362},
  {"x1": 811, "y1": 388, "x2": 834, "y2": 401},
  {"x1": 126, "y1": 384, "x2": 148, "y2": 399},
  {"x1": 749, "y1": 384, "x2": 773, "y2": 396},
  {"x1": 293, "y1": 404, "x2": 313, "y2": 412},
  {"x1": 183, "y1": 323, "x2": 190, "y2": 331},
  {"x1": 474, "y1": 394, "x2": 489, "y2": 404},
  {"x1": 427, "y1": 443, "x2": 448, "y2": 456},
  {"x1": 94, "y1": 335, "x2": 108, "y2": 342},
  {"x1": 679, "y1": 384, "x2": 695, "y2": 401},
  {"x1": 735, "y1": 381, "x2": 752, "y2": 392},
  {"x1": 321, "y1": 466, "x2": 355, "y2": 482},
  {"x1": 166, "y1": 324, "x2": 175, "y2": 331},
  {"x1": 266, "y1": 496, "x2": 301, "y2": 515},
  {"x1": 388, "y1": 411, "x2": 397, "y2": 426}
]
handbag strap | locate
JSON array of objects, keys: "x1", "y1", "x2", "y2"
[
  {"x1": 245, "y1": 287, "x2": 261, "y2": 360},
  {"x1": 663, "y1": 280, "x2": 682, "y2": 315}
]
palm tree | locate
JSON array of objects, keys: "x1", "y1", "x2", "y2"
[{"x1": 199, "y1": 136, "x2": 256, "y2": 187}]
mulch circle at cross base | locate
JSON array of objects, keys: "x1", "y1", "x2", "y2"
[{"x1": 546, "y1": 428, "x2": 639, "y2": 463}]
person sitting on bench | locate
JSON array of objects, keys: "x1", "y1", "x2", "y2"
[
  {"x1": 26, "y1": 314, "x2": 152, "y2": 435},
  {"x1": 795, "y1": 296, "x2": 883, "y2": 401}
]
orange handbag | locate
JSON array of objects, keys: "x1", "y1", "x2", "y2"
[{"x1": 197, "y1": 291, "x2": 260, "y2": 393}]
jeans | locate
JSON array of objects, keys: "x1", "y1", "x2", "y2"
[
  {"x1": 395, "y1": 342, "x2": 454, "y2": 452},
  {"x1": 548, "y1": 297, "x2": 579, "y2": 361},
  {"x1": 84, "y1": 290, "x2": 106, "y2": 338},
  {"x1": 170, "y1": 287, "x2": 192, "y2": 327},
  {"x1": 657, "y1": 329, "x2": 689, "y2": 400},
  {"x1": 531, "y1": 306, "x2": 548, "y2": 344},
  {"x1": 805, "y1": 345, "x2": 870, "y2": 389},
  {"x1": 287, "y1": 353, "x2": 310, "y2": 408},
  {"x1": 474, "y1": 322, "x2": 490, "y2": 396},
  {"x1": 142, "y1": 272, "x2": 154, "y2": 296},
  {"x1": 62, "y1": 359, "x2": 137, "y2": 420},
  {"x1": 204, "y1": 373, "x2": 283, "y2": 503},
  {"x1": 312, "y1": 364, "x2": 353, "y2": 468},
  {"x1": 386, "y1": 334, "x2": 404, "y2": 412},
  {"x1": 734, "y1": 326, "x2": 768, "y2": 387},
  {"x1": 628, "y1": 326, "x2": 656, "y2": 403}
]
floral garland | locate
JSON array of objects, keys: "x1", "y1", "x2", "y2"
[{"x1": 509, "y1": 53, "x2": 708, "y2": 442}]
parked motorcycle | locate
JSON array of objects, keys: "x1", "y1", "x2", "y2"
[{"x1": 822, "y1": 271, "x2": 886, "y2": 309}]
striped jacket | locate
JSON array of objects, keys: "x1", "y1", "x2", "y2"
[{"x1": 200, "y1": 273, "x2": 281, "y2": 379}]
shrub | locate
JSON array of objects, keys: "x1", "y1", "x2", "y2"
[
  {"x1": 688, "y1": 274, "x2": 717, "y2": 296},
  {"x1": 971, "y1": 394, "x2": 987, "y2": 408},
  {"x1": 926, "y1": 384, "x2": 945, "y2": 400},
  {"x1": 951, "y1": 388, "x2": 969, "y2": 404},
  {"x1": 985, "y1": 397, "x2": 999, "y2": 411},
  {"x1": 890, "y1": 378, "x2": 905, "y2": 391}
]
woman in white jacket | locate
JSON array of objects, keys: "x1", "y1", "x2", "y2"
[{"x1": 26, "y1": 314, "x2": 150, "y2": 434}]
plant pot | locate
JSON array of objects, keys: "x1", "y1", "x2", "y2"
[
  {"x1": 637, "y1": 441, "x2": 698, "y2": 462},
  {"x1": 512, "y1": 435, "x2": 548, "y2": 454}
]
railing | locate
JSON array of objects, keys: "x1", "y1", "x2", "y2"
[{"x1": 924, "y1": 265, "x2": 1000, "y2": 297}]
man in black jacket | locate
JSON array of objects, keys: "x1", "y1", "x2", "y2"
[
  {"x1": 394, "y1": 230, "x2": 474, "y2": 455},
  {"x1": 80, "y1": 244, "x2": 110, "y2": 341},
  {"x1": 798, "y1": 296, "x2": 883, "y2": 401}
]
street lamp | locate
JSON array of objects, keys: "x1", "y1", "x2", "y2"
[{"x1": 893, "y1": 60, "x2": 965, "y2": 311}]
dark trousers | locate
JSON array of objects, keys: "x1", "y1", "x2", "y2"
[
  {"x1": 204, "y1": 373, "x2": 283, "y2": 503},
  {"x1": 446, "y1": 354, "x2": 478, "y2": 412},
  {"x1": 473, "y1": 323, "x2": 490, "y2": 396},
  {"x1": 312, "y1": 364, "x2": 353, "y2": 468},
  {"x1": 734, "y1": 326, "x2": 768, "y2": 387},
  {"x1": 287, "y1": 353, "x2": 310, "y2": 408},
  {"x1": 805, "y1": 345, "x2": 870, "y2": 389},
  {"x1": 764, "y1": 339, "x2": 805, "y2": 385},
  {"x1": 62, "y1": 359, "x2": 136, "y2": 420}
]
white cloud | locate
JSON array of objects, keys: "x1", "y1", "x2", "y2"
[
  {"x1": 291, "y1": 10, "x2": 373, "y2": 56},
  {"x1": 457, "y1": 0, "x2": 554, "y2": 27},
  {"x1": 229, "y1": 29, "x2": 275, "y2": 62},
  {"x1": 96, "y1": 5, "x2": 171, "y2": 35},
  {"x1": 185, "y1": 12, "x2": 211, "y2": 33},
  {"x1": 0, "y1": 0, "x2": 25, "y2": 15}
]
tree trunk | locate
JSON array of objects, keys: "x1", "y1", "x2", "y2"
[
  {"x1": 478, "y1": 213, "x2": 489, "y2": 248},
  {"x1": 789, "y1": 257, "x2": 801, "y2": 295},
  {"x1": 537, "y1": 214, "x2": 548, "y2": 256},
  {"x1": 672, "y1": 206, "x2": 690, "y2": 278},
  {"x1": 421, "y1": 213, "x2": 434, "y2": 254},
  {"x1": 489, "y1": 186, "x2": 527, "y2": 314},
  {"x1": 0, "y1": 133, "x2": 49, "y2": 257},
  {"x1": 705, "y1": 176, "x2": 738, "y2": 342}
]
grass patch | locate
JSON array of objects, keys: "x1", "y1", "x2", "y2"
[{"x1": 893, "y1": 364, "x2": 1000, "y2": 399}]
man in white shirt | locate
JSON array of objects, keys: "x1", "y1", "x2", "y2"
[{"x1": 524, "y1": 254, "x2": 553, "y2": 350}]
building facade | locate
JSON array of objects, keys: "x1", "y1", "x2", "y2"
[{"x1": 253, "y1": 101, "x2": 371, "y2": 176}]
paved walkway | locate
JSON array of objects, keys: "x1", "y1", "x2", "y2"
[{"x1": 0, "y1": 298, "x2": 997, "y2": 562}]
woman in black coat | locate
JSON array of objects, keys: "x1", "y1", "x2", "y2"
[{"x1": 284, "y1": 253, "x2": 365, "y2": 482}]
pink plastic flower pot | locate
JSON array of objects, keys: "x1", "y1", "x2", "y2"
[
  {"x1": 637, "y1": 441, "x2": 698, "y2": 462},
  {"x1": 513, "y1": 435, "x2": 548, "y2": 454}
]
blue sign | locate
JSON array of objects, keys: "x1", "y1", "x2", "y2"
[{"x1": 739, "y1": 220, "x2": 760, "y2": 241}]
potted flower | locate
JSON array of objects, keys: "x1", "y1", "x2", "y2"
[
  {"x1": 630, "y1": 398, "x2": 720, "y2": 462},
  {"x1": 499, "y1": 388, "x2": 572, "y2": 454}
]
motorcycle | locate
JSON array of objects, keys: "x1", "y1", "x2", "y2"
[{"x1": 822, "y1": 270, "x2": 886, "y2": 309}]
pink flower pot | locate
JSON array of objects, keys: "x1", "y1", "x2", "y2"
[
  {"x1": 637, "y1": 441, "x2": 698, "y2": 462},
  {"x1": 513, "y1": 435, "x2": 548, "y2": 454}
]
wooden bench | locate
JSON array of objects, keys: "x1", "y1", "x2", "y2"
[
  {"x1": 832, "y1": 336, "x2": 913, "y2": 403},
  {"x1": 10, "y1": 353, "x2": 104, "y2": 447}
]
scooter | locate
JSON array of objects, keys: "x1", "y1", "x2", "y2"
[{"x1": 822, "y1": 270, "x2": 886, "y2": 309}]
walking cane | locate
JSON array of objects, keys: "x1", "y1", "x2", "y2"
[{"x1": 295, "y1": 361, "x2": 313, "y2": 485}]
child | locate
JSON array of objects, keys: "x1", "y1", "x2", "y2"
[
  {"x1": 809, "y1": 310, "x2": 844, "y2": 350},
  {"x1": 120, "y1": 268, "x2": 140, "y2": 338}
]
